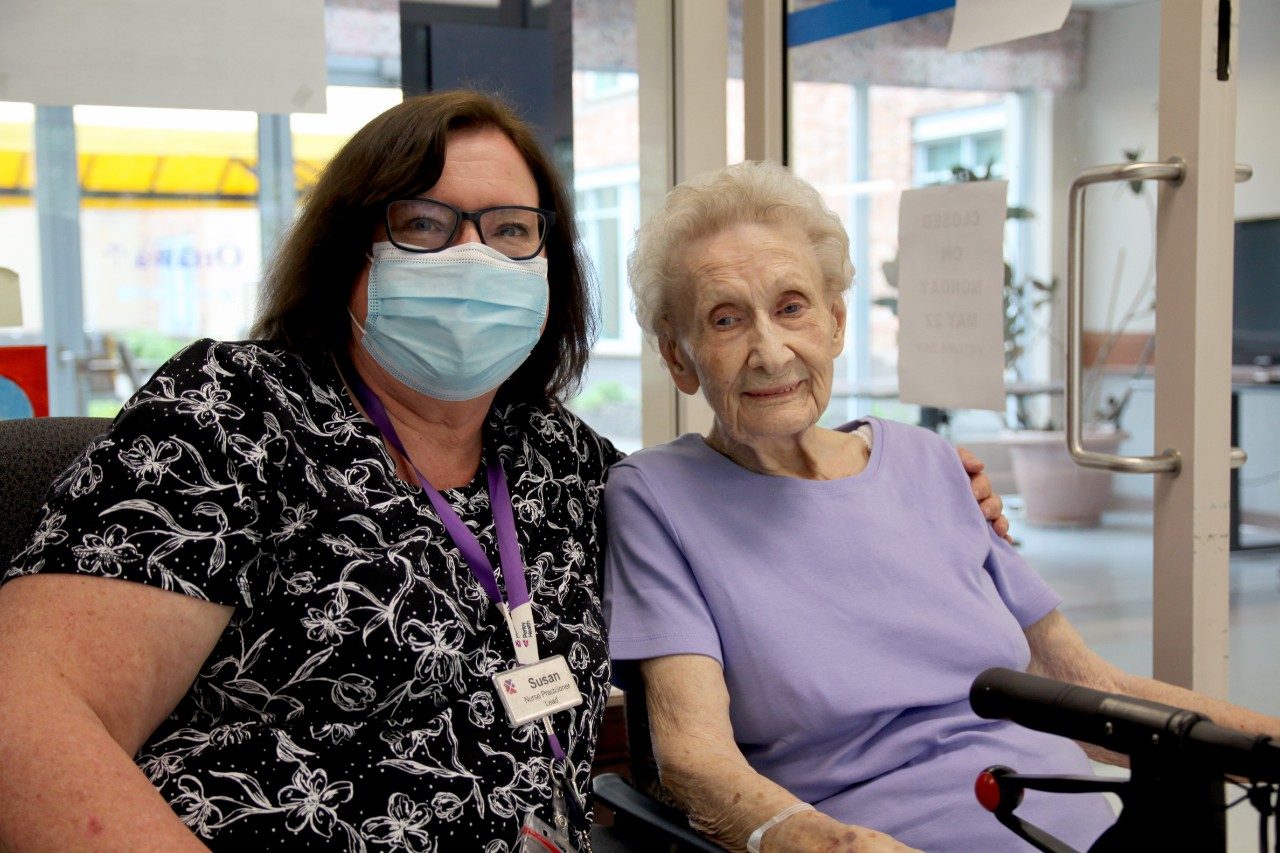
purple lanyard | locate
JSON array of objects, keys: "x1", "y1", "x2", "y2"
[
  {"x1": 342, "y1": 363, "x2": 529, "y2": 611},
  {"x1": 339, "y1": 359, "x2": 570, "y2": 766}
]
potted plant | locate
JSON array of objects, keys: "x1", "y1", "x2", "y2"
[
  {"x1": 1002, "y1": 316, "x2": 1152, "y2": 527},
  {"x1": 1002, "y1": 428, "x2": 1127, "y2": 527}
]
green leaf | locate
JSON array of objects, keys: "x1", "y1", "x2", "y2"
[
  {"x1": 881, "y1": 256, "x2": 899, "y2": 288},
  {"x1": 1124, "y1": 147, "x2": 1145, "y2": 195}
]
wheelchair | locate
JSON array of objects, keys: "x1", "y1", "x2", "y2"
[
  {"x1": 595, "y1": 668, "x2": 1280, "y2": 852},
  {"x1": 971, "y1": 667, "x2": 1280, "y2": 853}
]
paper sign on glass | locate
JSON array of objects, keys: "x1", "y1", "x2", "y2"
[
  {"x1": 948, "y1": 0, "x2": 1072, "y2": 53},
  {"x1": 896, "y1": 181, "x2": 1007, "y2": 413},
  {"x1": 0, "y1": 268, "x2": 21, "y2": 328}
]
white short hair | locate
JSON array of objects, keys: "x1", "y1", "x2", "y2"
[{"x1": 628, "y1": 160, "x2": 855, "y2": 339}]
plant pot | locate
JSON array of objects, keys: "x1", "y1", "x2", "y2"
[{"x1": 1003, "y1": 429, "x2": 1127, "y2": 528}]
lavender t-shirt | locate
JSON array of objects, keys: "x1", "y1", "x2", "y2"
[{"x1": 604, "y1": 418, "x2": 1115, "y2": 852}]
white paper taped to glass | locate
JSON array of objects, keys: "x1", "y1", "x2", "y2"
[
  {"x1": 896, "y1": 180, "x2": 1009, "y2": 413},
  {"x1": 948, "y1": 0, "x2": 1072, "y2": 53}
]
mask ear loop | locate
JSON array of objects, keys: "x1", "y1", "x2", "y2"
[
  {"x1": 348, "y1": 308, "x2": 368, "y2": 340},
  {"x1": 351, "y1": 249, "x2": 377, "y2": 340}
]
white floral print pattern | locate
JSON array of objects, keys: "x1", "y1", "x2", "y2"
[{"x1": 3, "y1": 340, "x2": 621, "y2": 851}]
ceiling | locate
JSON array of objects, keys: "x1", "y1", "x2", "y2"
[{"x1": 1070, "y1": 0, "x2": 1151, "y2": 9}]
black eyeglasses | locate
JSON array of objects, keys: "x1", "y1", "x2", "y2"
[{"x1": 384, "y1": 198, "x2": 556, "y2": 261}]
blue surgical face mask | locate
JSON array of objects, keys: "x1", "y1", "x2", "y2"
[{"x1": 352, "y1": 241, "x2": 550, "y2": 402}]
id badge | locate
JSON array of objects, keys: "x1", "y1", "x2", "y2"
[
  {"x1": 517, "y1": 811, "x2": 578, "y2": 853},
  {"x1": 493, "y1": 654, "x2": 583, "y2": 727}
]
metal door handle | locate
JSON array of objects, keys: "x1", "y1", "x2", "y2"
[{"x1": 1065, "y1": 158, "x2": 1250, "y2": 474}]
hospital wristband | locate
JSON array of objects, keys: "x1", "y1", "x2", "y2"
[{"x1": 746, "y1": 802, "x2": 816, "y2": 852}]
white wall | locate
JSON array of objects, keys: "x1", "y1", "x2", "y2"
[
  {"x1": 1235, "y1": 2, "x2": 1280, "y2": 219},
  {"x1": 1066, "y1": 0, "x2": 1280, "y2": 332},
  {"x1": 1070, "y1": 1, "x2": 1160, "y2": 335},
  {"x1": 1067, "y1": 1, "x2": 1280, "y2": 514}
]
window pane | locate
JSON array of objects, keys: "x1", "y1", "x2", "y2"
[
  {"x1": 924, "y1": 140, "x2": 962, "y2": 176},
  {"x1": 569, "y1": 1, "x2": 643, "y2": 453},
  {"x1": 291, "y1": 85, "x2": 403, "y2": 199},
  {"x1": 972, "y1": 132, "x2": 1004, "y2": 176},
  {"x1": 0, "y1": 101, "x2": 40, "y2": 339},
  {"x1": 577, "y1": 187, "x2": 622, "y2": 339},
  {"x1": 72, "y1": 104, "x2": 261, "y2": 416}
]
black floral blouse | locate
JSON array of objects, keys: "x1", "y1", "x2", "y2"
[{"x1": 3, "y1": 339, "x2": 622, "y2": 851}]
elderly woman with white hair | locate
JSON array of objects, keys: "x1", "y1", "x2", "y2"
[{"x1": 603, "y1": 161, "x2": 1280, "y2": 852}]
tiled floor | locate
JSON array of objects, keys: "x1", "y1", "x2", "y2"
[
  {"x1": 1017, "y1": 508, "x2": 1280, "y2": 853},
  {"x1": 1020, "y1": 509, "x2": 1280, "y2": 714}
]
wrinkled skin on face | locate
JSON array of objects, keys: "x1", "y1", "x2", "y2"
[{"x1": 659, "y1": 221, "x2": 847, "y2": 463}]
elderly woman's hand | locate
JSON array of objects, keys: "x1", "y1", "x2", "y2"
[
  {"x1": 641, "y1": 654, "x2": 924, "y2": 853},
  {"x1": 765, "y1": 810, "x2": 923, "y2": 852},
  {"x1": 957, "y1": 447, "x2": 1012, "y2": 543}
]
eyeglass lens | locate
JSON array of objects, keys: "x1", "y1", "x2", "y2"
[{"x1": 387, "y1": 200, "x2": 547, "y2": 259}]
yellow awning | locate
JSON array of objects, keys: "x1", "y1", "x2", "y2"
[{"x1": 0, "y1": 121, "x2": 347, "y2": 207}]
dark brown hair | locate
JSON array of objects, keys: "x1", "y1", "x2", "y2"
[{"x1": 252, "y1": 90, "x2": 594, "y2": 405}]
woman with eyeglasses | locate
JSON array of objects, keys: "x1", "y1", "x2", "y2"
[{"x1": 0, "y1": 91, "x2": 1007, "y2": 852}]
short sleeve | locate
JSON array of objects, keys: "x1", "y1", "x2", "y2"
[
  {"x1": 603, "y1": 462, "x2": 724, "y2": 674},
  {"x1": 3, "y1": 340, "x2": 271, "y2": 607},
  {"x1": 923, "y1": 430, "x2": 1062, "y2": 630},
  {"x1": 983, "y1": 528, "x2": 1061, "y2": 629}
]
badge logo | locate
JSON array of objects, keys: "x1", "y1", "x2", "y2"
[{"x1": 503, "y1": 678, "x2": 518, "y2": 695}]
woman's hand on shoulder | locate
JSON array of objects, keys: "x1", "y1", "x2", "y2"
[
  {"x1": 765, "y1": 810, "x2": 922, "y2": 852},
  {"x1": 957, "y1": 446, "x2": 1012, "y2": 542}
]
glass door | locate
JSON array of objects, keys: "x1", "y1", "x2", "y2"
[{"x1": 784, "y1": 2, "x2": 1279, "y2": 845}]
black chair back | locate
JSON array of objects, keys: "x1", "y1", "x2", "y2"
[
  {"x1": 0, "y1": 416, "x2": 112, "y2": 568},
  {"x1": 624, "y1": 678, "x2": 665, "y2": 801}
]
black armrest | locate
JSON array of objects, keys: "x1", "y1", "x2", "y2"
[{"x1": 591, "y1": 773, "x2": 721, "y2": 852}]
